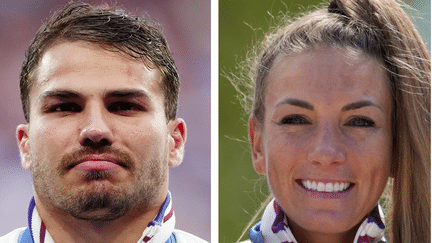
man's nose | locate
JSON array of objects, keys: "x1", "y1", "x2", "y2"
[
  {"x1": 307, "y1": 124, "x2": 346, "y2": 166},
  {"x1": 79, "y1": 105, "x2": 114, "y2": 148}
]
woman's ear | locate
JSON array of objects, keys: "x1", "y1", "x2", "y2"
[
  {"x1": 248, "y1": 116, "x2": 266, "y2": 174},
  {"x1": 16, "y1": 124, "x2": 31, "y2": 170},
  {"x1": 167, "y1": 118, "x2": 187, "y2": 168}
]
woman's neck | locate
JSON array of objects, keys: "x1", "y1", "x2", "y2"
[{"x1": 287, "y1": 216, "x2": 359, "y2": 243}]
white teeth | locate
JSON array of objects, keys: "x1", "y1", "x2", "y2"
[
  {"x1": 334, "y1": 183, "x2": 340, "y2": 191},
  {"x1": 317, "y1": 182, "x2": 325, "y2": 192},
  {"x1": 302, "y1": 180, "x2": 307, "y2": 188},
  {"x1": 311, "y1": 181, "x2": 317, "y2": 190},
  {"x1": 301, "y1": 180, "x2": 351, "y2": 193},
  {"x1": 325, "y1": 183, "x2": 333, "y2": 192},
  {"x1": 341, "y1": 183, "x2": 349, "y2": 190}
]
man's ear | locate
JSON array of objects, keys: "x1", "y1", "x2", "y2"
[
  {"x1": 16, "y1": 124, "x2": 31, "y2": 170},
  {"x1": 167, "y1": 118, "x2": 187, "y2": 168},
  {"x1": 248, "y1": 116, "x2": 266, "y2": 174}
]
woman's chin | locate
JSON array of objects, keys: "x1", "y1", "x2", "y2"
[{"x1": 286, "y1": 214, "x2": 360, "y2": 241}]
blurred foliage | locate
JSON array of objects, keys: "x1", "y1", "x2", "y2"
[
  {"x1": 219, "y1": 1, "x2": 429, "y2": 242},
  {"x1": 219, "y1": 1, "x2": 324, "y2": 242}
]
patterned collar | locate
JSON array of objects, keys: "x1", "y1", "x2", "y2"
[
  {"x1": 27, "y1": 191, "x2": 175, "y2": 243},
  {"x1": 249, "y1": 199, "x2": 386, "y2": 243}
]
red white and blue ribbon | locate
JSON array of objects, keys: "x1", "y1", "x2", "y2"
[
  {"x1": 249, "y1": 198, "x2": 386, "y2": 243},
  {"x1": 24, "y1": 191, "x2": 176, "y2": 243},
  {"x1": 26, "y1": 198, "x2": 53, "y2": 243},
  {"x1": 141, "y1": 191, "x2": 175, "y2": 242}
]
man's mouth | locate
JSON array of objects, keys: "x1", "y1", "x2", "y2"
[
  {"x1": 297, "y1": 179, "x2": 354, "y2": 193},
  {"x1": 71, "y1": 154, "x2": 126, "y2": 172},
  {"x1": 74, "y1": 160, "x2": 122, "y2": 171}
]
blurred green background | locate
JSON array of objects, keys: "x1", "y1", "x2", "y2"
[{"x1": 219, "y1": 0, "x2": 430, "y2": 242}]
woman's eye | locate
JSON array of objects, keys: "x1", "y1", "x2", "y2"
[
  {"x1": 109, "y1": 102, "x2": 143, "y2": 112},
  {"x1": 346, "y1": 117, "x2": 376, "y2": 127},
  {"x1": 280, "y1": 115, "x2": 310, "y2": 125},
  {"x1": 50, "y1": 103, "x2": 82, "y2": 113}
]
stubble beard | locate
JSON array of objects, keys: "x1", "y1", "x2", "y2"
[{"x1": 31, "y1": 146, "x2": 167, "y2": 221}]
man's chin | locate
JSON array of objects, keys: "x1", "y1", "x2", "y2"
[
  {"x1": 71, "y1": 208, "x2": 126, "y2": 221},
  {"x1": 81, "y1": 170, "x2": 113, "y2": 181},
  {"x1": 61, "y1": 188, "x2": 131, "y2": 221}
]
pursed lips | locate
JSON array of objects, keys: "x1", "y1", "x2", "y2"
[{"x1": 72, "y1": 154, "x2": 125, "y2": 171}]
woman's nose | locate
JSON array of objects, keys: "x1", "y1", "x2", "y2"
[{"x1": 307, "y1": 125, "x2": 346, "y2": 166}]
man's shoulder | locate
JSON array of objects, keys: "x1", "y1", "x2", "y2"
[
  {"x1": 172, "y1": 229, "x2": 208, "y2": 243},
  {"x1": 0, "y1": 227, "x2": 26, "y2": 243}
]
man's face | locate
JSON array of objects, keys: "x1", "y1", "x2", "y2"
[{"x1": 17, "y1": 41, "x2": 186, "y2": 221}]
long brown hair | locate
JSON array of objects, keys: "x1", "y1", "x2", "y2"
[{"x1": 232, "y1": 0, "x2": 430, "y2": 242}]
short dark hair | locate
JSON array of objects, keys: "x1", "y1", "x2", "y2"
[{"x1": 20, "y1": 0, "x2": 179, "y2": 122}]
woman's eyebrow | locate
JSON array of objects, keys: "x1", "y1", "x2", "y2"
[
  {"x1": 275, "y1": 98, "x2": 314, "y2": 110},
  {"x1": 342, "y1": 100, "x2": 383, "y2": 111},
  {"x1": 275, "y1": 98, "x2": 383, "y2": 112}
]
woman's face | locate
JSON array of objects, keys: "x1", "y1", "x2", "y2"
[{"x1": 249, "y1": 46, "x2": 392, "y2": 238}]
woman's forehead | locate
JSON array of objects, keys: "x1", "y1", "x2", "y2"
[{"x1": 264, "y1": 46, "x2": 391, "y2": 110}]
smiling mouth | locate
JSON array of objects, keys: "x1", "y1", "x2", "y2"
[{"x1": 297, "y1": 179, "x2": 354, "y2": 193}]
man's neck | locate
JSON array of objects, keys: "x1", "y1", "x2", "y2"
[{"x1": 34, "y1": 195, "x2": 165, "y2": 243}]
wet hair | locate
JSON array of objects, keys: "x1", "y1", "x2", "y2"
[
  {"x1": 232, "y1": 0, "x2": 430, "y2": 242},
  {"x1": 20, "y1": 0, "x2": 179, "y2": 122}
]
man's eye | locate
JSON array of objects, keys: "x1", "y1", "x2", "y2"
[
  {"x1": 346, "y1": 117, "x2": 376, "y2": 127},
  {"x1": 108, "y1": 102, "x2": 143, "y2": 112},
  {"x1": 280, "y1": 115, "x2": 310, "y2": 125},
  {"x1": 50, "y1": 103, "x2": 82, "y2": 113}
]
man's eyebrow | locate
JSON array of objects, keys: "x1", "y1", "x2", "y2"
[
  {"x1": 342, "y1": 100, "x2": 383, "y2": 111},
  {"x1": 276, "y1": 98, "x2": 314, "y2": 110},
  {"x1": 105, "y1": 89, "x2": 151, "y2": 99},
  {"x1": 40, "y1": 90, "x2": 81, "y2": 100}
]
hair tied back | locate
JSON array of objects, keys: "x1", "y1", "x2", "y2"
[{"x1": 328, "y1": 0, "x2": 346, "y2": 16}]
